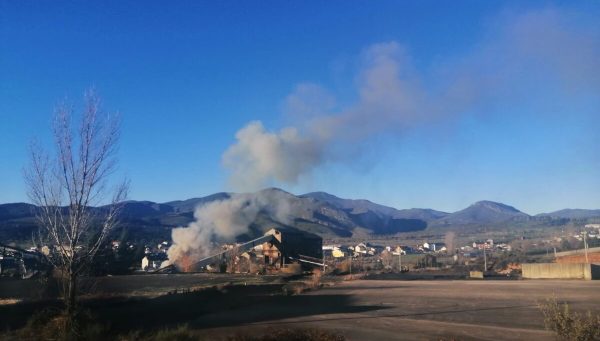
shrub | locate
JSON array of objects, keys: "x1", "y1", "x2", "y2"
[
  {"x1": 17, "y1": 307, "x2": 108, "y2": 341},
  {"x1": 538, "y1": 297, "x2": 600, "y2": 341},
  {"x1": 148, "y1": 324, "x2": 198, "y2": 341},
  {"x1": 310, "y1": 269, "x2": 322, "y2": 288},
  {"x1": 335, "y1": 259, "x2": 351, "y2": 274},
  {"x1": 121, "y1": 326, "x2": 344, "y2": 341},
  {"x1": 415, "y1": 254, "x2": 441, "y2": 269},
  {"x1": 249, "y1": 262, "x2": 266, "y2": 275},
  {"x1": 228, "y1": 328, "x2": 345, "y2": 341}
]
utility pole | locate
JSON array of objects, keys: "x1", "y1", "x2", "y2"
[
  {"x1": 483, "y1": 246, "x2": 487, "y2": 272},
  {"x1": 349, "y1": 255, "x2": 352, "y2": 275},
  {"x1": 583, "y1": 231, "x2": 589, "y2": 264},
  {"x1": 398, "y1": 250, "x2": 402, "y2": 272}
]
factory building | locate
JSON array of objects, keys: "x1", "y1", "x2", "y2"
[
  {"x1": 184, "y1": 227, "x2": 323, "y2": 272},
  {"x1": 261, "y1": 228, "x2": 323, "y2": 268}
]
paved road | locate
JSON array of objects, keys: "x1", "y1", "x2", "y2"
[{"x1": 200, "y1": 279, "x2": 600, "y2": 341}]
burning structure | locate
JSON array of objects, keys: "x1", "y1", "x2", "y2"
[
  {"x1": 162, "y1": 227, "x2": 322, "y2": 273},
  {"x1": 163, "y1": 189, "x2": 326, "y2": 274},
  {"x1": 260, "y1": 228, "x2": 323, "y2": 268}
]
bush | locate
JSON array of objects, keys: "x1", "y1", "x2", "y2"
[
  {"x1": 17, "y1": 307, "x2": 108, "y2": 341},
  {"x1": 310, "y1": 269, "x2": 322, "y2": 288},
  {"x1": 119, "y1": 325, "x2": 199, "y2": 341},
  {"x1": 121, "y1": 326, "x2": 345, "y2": 341},
  {"x1": 228, "y1": 328, "x2": 345, "y2": 341},
  {"x1": 539, "y1": 297, "x2": 600, "y2": 341},
  {"x1": 335, "y1": 259, "x2": 351, "y2": 274},
  {"x1": 414, "y1": 254, "x2": 441, "y2": 269},
  {"x1": 148, "y1": 324, "x2": 198, "y2": 341}
]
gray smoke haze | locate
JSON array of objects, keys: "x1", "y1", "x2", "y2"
[
  {"x1": 223, "y1": 8, "x2": 600, "y2": 190},
  {"x1": 222, "y1": 122, "x2": 324, "y2": 191},
  {"x1": 167, "y1": 8, "x2": 600, "y2": 268},
  {"x1": 167, "y1": 190, "x2": 293, "y2": 268}
]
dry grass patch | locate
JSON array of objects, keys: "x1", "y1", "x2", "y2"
[
  {"x1": 120, "y1": 325, "x2": 345, "y2": 341},
  {"x1": 539, "y1": 297, "x2": 600, "y2": 341},
  {"x1": 0, "y1": 299, "x2": 21, "y2": 305}
]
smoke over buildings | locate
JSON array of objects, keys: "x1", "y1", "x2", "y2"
[
  {"x1": 222, "y1": 122, "x2": 324, "y2": 191},
  {"x1": 223, "y1": 9, "x2": 600, "y2": 191},
  {"x1": 166, "y1": 190, "x2": 293, "y2": 268},
  {"x1": 167, "y1": 8, "x2": 600, "y2": 269}
]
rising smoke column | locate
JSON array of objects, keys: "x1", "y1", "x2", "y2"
[
  {"x1": 166, "y1": 190, "x2": 293, "y2": 268},
  {"x1": 168, "y1": 8, "x2": 600, "y2": 268},
  {"x1": 222, "y1": 122, "x2": 324, "y2": 191},
  {"x1": 221, "y1": 42, "x2": 429, "y2": 191},
  {"x1": 222, "y1": 9, "x2": 600, "y2": 190}
]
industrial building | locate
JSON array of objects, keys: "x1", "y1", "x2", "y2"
[
  {"x1": 181, "y1": 227, "x2": 323, "y2": 273},
  {"x1": 260, "y1": 228, "x2": 323, "y2": 267}
]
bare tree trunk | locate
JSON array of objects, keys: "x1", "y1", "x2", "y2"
[
  {"x1": 24, "y1": 89, "x2": 128, "y2": 329},
  {"x1": 66, "y1": 270, "x2": 77, "y2": 317}
]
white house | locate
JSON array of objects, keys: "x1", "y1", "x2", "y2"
[
  {"x1": 142, "y1": 253, "x2": 167, "y2": 271},
  {"x1": 332, "y1": 249, "x2": 345, "y2": 258},
  {"x1": 323, "y1": 244, "x2": 341, "y2": 251}
]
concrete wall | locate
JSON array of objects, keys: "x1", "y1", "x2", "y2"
[{"x1": 522, "y1": 263, "x2": 600, "y2": 280}]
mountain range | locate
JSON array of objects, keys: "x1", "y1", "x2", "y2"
[
  {"x1": 535, "y1": 209, "x2": 600, "y2": 219},
  {"x1": 1, "y1": 188, "x2": 599, "y2": 243}
]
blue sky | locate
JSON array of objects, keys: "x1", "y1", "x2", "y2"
[{"x1": 1, "y1": 1, "x2": 599, "y2": 214}]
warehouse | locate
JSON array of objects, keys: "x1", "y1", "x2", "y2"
[
  {"x1": 261, "y1": 227, "x2": 323, "y2": 268},
  {"x1": 183, "y1": 227, "x2": 323, "y2": 272}
]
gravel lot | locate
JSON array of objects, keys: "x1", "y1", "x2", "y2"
[
  {"x1": 2, "y1": 275, "x2": 599, "y2": 340},
  {"x1": 199, "y1": 279, "x2": 600, "y2": 341}
]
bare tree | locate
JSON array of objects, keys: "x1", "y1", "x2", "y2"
[
  {"x1": 24, "y1": 90, "x2": 128, "y2": 317},
  {"x1": 380, "y1": 250, "x2": 393, "y2": 269},
  {"x1": 444, "y1": 231, "x2": 456, "y2": 254},
  {"x1": 226, "y1": 244, "x2": 241, "y2": 273}
]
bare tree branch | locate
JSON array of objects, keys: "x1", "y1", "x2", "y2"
[{"x1": 23, "y1": 90, "x2": 128, "y2": 315}]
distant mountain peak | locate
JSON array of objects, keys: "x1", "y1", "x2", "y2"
[
  {"x1": 437, "y1": 200, "x2": 529, "y2": 225},
  {"x1": 3, "y1": 190, "x2": 599, "y2": 244},
  {"x1": 302, "y1": 191, "x2": 343, "y2": 200},
  {"x1": 301, "y1": 192, "x2": 449, "y2": 222},
  {"x1": 470, "y1": 200, "x2": 522, "y2": 213},
  {"x1": 536, "y1": 208, "x2": 600, "y2": 219},
  {"x1": 257, "y1": 187, "x2": 293, "y2": 195}
]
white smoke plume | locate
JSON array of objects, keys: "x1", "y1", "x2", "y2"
[
  {"x1": 222, "y1": 122, "x2": 324, "y2": 191},
  {"x1": 166, "y1": 190, "x2": 293, "y2": 268},
  {"x1": 223, "y1": 9, "x2": 600, "y2": 190},
  {"x1": 167, "y1": 8, "x2": 600, "y2": 268}
]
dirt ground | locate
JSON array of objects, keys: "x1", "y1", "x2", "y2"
[
  {"x1": 2, "y1": 277, "x2": 599, "y2": 340},
  {"x1": 0, "y1": 273, "x2": 282, "y2": 299},
  {"x1": 197, "y1": 279, "x2": 600, "y2": 341}
]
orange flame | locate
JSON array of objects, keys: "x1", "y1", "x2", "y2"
[{"x1": 179, "y1": 254, "x2": 194, "y2": 272}]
